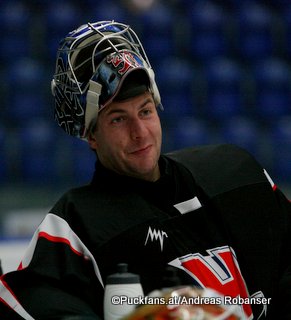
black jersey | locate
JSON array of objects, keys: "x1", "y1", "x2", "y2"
[{"x1": 0, "y1": 144, "x2": 290, "y2": 319}]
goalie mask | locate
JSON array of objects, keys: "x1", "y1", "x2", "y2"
[{"x1": 51, "y1": 20, "x2": 162, "y2": 138}]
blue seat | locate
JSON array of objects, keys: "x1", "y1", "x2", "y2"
[
  {"x1": 18, "y1": 121, "x2": 57, "y2": 184},
  {"x1": 0, "y1": 125, "x2": 7, "y2": 182},
  {"x1": 44, "y1": 2, "x2": 83, "y2": 32},
  {"x1": 155, "y1": 57, "x2": 196, "y2": 118},
  {"x1": 43, "y1": 2, "x2": 84, "y2": 59},
  {"x1": 87, "y1": 1, "x2": 128, "y2": 23},
  {"x1": 219, "y1": 117, "x2": 261, "y2": 159},
  {"x1": 204, "y1": 58, "x2": 243, "y2": 120},
  {"x1": 0, "y1": 36, "x2": 30, "y2": 63},
  {"x1": 143, "y1": 35, "x2": 175, "y2": 65},
  {"x1": 6, "y1": 59, "x2": 48, "y2": 123},
  {"x1": 7, "y1": 58, "x2": 46, "y2": 88},
  {"x1": 0, "y1": 1, "x2": 30, "y2": 34},
  {"x1": 187, "y1": 1, "x2": 229, "y2": 60},
  {"x1": 139, "y1": 2, "x2": 174, "y2": 37},
  {"x1": 171, "y1": 118, "x2": 212, "y2": 150},
  {"x1": 271, "y1": 117, "x2": 291, "y2": 182},
  {"x1": 236, "y1": 2, "x2": 275, "y2": 60},
  {"x1": 139, "y1": 3, "x2": 176, "y2": 62},
  {"x1": 51, "y1": 132, "x2": 95, "y2": 185},
  {"x1": 281, "y1": 4, "x2": 291, "y2": 56},
  {"x1": 0, "y1": 1, "x2": 31, "y2": 62},
  {"x1": 69, "y1": 138, "x2": 96, "y2": 185},
  {"x1": 253, "y1": 58, "x2": 291, "y2": 120},
  {"x1": 9, "y1": 93, "x2": 47, "y2": 123}
]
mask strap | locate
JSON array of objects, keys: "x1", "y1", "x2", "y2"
[{"x1": 85, "y1": 80, "x2": 102, "y2": 133}]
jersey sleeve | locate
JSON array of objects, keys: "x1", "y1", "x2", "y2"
[
  {"x1": 0, "y1": 213, "x2": 103, "y2": 320},
  {"x1": 271, "y1": 186, "x2": 291, "y2": 319}
]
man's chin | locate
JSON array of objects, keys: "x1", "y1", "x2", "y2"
[{"x1": 129, "y1": 163, "x2": 160, "y2": 181}]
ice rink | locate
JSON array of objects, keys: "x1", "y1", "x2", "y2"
[{"x1": 0, "y1": 239, "x2": 30, "y2": 274}]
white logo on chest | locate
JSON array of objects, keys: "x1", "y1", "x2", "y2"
[{"x1": 144, "y1": 226, "x2": 168, "y2": 251}]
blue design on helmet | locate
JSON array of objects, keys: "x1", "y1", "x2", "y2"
[{"x1": 51, "y1": 20, "x2": 162, "y2": 138}]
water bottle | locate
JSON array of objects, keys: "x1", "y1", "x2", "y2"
[{"x1": 103, "y1": 263, "x2": 144, "y2": 320}]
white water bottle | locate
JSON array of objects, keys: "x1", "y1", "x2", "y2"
[{"x1": 103, "y1": 263, "x2": 144, "y2": 320}]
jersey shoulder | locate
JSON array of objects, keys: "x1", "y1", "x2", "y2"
[{"x1": 166, "y1": 144, "x2": 267, "y2": 197}]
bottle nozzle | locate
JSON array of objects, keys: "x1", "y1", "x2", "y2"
[{"x1": 117, "y1": 263, "x2": 128, "y2": 274}]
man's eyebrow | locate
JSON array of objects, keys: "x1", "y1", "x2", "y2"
[
  {"x1": 104, "y1": 98, "x2": 153, "y2": 116},
  {"x1": 105, "y1": 108, "x2": 127, "y2": 116},
  {"x1": 137, "y1": 98, "x2": 154, "y2": 110}
]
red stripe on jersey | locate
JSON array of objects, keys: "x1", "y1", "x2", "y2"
[
  {"x1": 18, "y1": 213, "x2": 104, "y2": 287},
  {"x1": 0, "y1": 278, "x2": 35, "y2": 319},
  {"x1": 38, "y1": 231, "x2": 83, "y2": 256}
]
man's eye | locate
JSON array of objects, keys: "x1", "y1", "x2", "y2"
[
  {"x1": 111, "y1": 117, "x2": 124, "y2": 124},
  {"x1": 141, "y1": 109, "x2": 152, "y2": 116}
]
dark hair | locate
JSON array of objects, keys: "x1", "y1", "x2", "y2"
[{"x1": 113, "y1": 70, "x2": 150, "y2": 101}]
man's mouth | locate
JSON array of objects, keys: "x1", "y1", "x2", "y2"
[{"x1": 130, "y1": 145, "x2": 152, "y2": 155}]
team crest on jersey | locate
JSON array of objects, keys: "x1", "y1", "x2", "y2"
[
  {"x1": 144, "y1": 226, "x2": 168, "y2": 251},
  {"x1": 169, "y1": 246, "x2": 256, "y2": 319}
]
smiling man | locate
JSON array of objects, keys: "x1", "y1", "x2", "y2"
[
  {"x1": 88, "y1": 72, "x2": 162, "y2": 182},
  {"x1": 0, "y1": 21, "x2": 290, "y2": 320}
]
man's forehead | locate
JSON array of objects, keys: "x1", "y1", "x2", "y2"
[{"x1": 101, "y1": 91, "x2": 154, "y2": 115}]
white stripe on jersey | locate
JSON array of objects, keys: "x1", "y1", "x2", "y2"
[
  {"x1": 20, "y1": 213, "x2": 104, "y2": 287},
  {"x1": 0, "y1": 213, "x2": 104, "y2": 319},
  {"x1": 0, "y1": 279, "x2": 35, "y2": 320},
  {"x1": 263, "y1": 169, "x2": 276, "y2": 190}
]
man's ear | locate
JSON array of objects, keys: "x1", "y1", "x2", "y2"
[{"x1": 87, "y1": 132, "x2": 98, "y2": 151}]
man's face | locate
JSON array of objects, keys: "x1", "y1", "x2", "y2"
[{"x1": 88, "y1": 91, "x2": 162, "y2": 181}]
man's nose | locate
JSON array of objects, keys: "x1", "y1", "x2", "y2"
[{"x1": 130, "y1": 118, "x2": 147, "y2": 140}]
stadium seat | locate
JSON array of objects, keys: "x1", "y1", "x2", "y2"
[
  {"x1": 0, "y1": 1, "x2": 30, "y2": 34},
  {"x1": 155, "y1": 57, "x2": 196, "y2": 118},
  {"x1": 219, "y1": 117, "x2": 261, "y2": 158},
  {"x1": 44, "y1": 1, "x2": 82, "y2": 31},
  {"x1": 7, "y1": 58, "x2": 47, "y2": 88},
  {"x1": 43, "y1": 2, "x2": 84, "y2": 59},
  {"x1": 143, "y1": 35, "x2": 175, "y2": 66},
  {"x1": 271, "y1": 117, "x2": 291, "y2": 182},
  {"x1": 187, "y1": 1, "x2": 229, "y2": 60},
  {"x1": 0, "y1": 125, "x2": 7, "y2": 182},
  {"x1": 86, "y1": 1, "x2": 128, "y2": 23},
  {"x1": 69, "y1": 139, "x2": 96, "y2": 185},
  {"x1": 0, "y1": 1, "x2": 34, "y2": 62},
  {"x1": 10, "y1": 93, "x2": 47, "y2": 123},
  {"x1": 0, "y1": 36, "x2": 30, "y2": 63},
  {"x1": 18, "y1": 120, "x2": 57, "y2": 184},
  {"x1": 281, "y1": 4, "x2": 291, "y2": 56},
  {"x1": 139, "y1": 2, "x2": 174, "y2": 36},
  {"x1": 252, "y1": 58, "x2": 291, "y2": 120},
  {"x1": 171, "y1": 118, "x2": 212, "y2": 150},
  {"x1": 236, "y1": 2, "x2": 276, "y2": 60},
  {"x1": 6, "y1": 59, "x2": 48, "y2": 123},
  {"x1": 139, "y1": 2, "x2": 176, "y2": 63},
  {"x1": 52, "y1": 130, "x2": 96, "y2": 186},
  {"x1": 203, "y1": 58, "x2": 243, "y2": 120}
]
